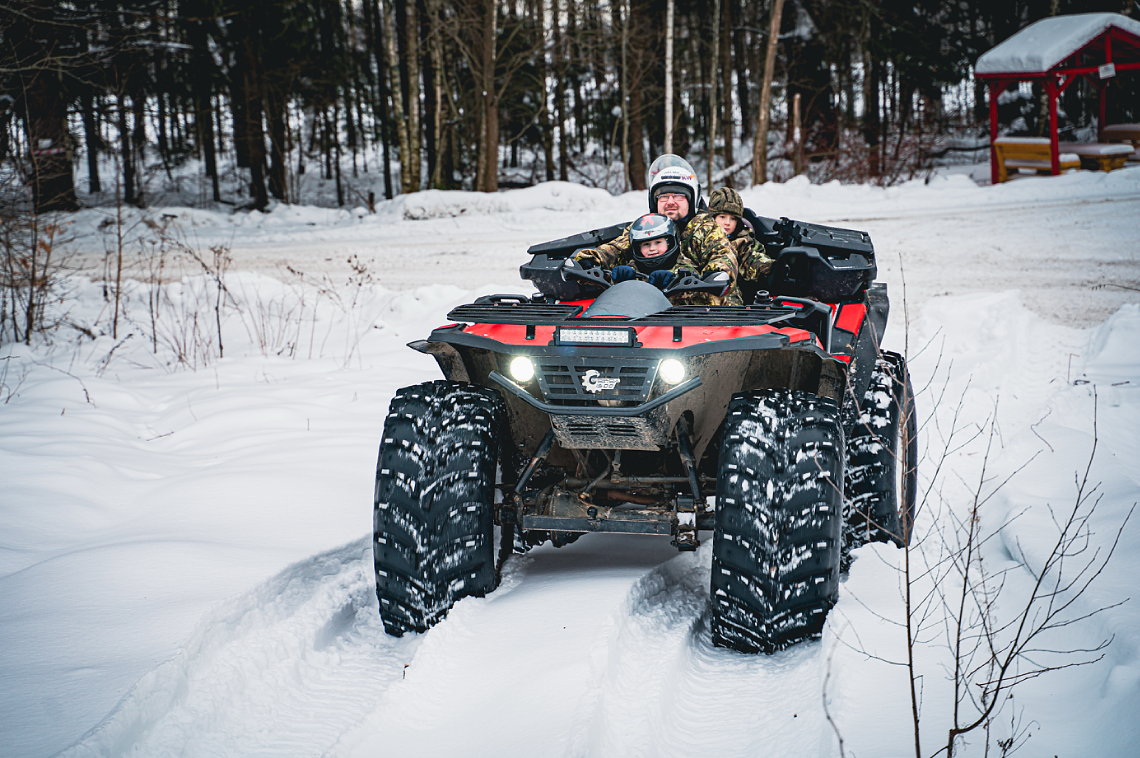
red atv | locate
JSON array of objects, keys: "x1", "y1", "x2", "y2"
[{"x1": 373, "y1": 214, "x2": 917, "y2": 654}]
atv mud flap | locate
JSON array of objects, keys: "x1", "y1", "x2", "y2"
[{"x1": 516, "y1": 488, "x2": 715, "y2": 535}]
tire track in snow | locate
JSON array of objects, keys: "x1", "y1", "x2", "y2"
[
  {"x1": 327, "y1": 533, "x2": 681, "y2": 758},
  {"x1": 58, "y1": 538, "x2": 414, "y2": 757},
  {"x1": 568, "y1": 543, "x2": 828, "y2": 758}
]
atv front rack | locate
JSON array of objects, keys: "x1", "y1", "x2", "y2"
[{"x1": 446, "y1": 299, "x2": 832, "y2": 350}]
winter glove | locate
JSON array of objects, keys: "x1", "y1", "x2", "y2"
[
  {"x1": 611, "y1": 265, "x2": 637, "y2": 283},
  {"x1": 647, "y1": 270, "x2": 675, "y2": 289}
]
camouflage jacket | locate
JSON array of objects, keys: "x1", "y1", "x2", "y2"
[
  {"x1": 730, "y1": 233, "x2": 774, "y2": 282},
  {"x1": 572, "y1": 213, "x2": 741, "y2": 306},
  {"x1": 675, "y1": 213, "x2": 742, "y2": 306}
]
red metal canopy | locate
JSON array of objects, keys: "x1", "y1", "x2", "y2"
[{"x1": 975, "y1": 13, "x2": 1140, "y2": 184}]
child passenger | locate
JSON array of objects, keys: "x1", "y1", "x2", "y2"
[
  {"x1": 608, "y1": 213, "x2": 682, "y2": 290},
  {"x1": 708, "y1": 187, "x2": 774, "y2": 302}
]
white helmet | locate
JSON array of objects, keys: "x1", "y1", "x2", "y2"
[{"x1": 647, "y1": 154, "x2": 700, "y2": 222}]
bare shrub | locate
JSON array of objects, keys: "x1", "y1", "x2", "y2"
[{"x1": 0, "y1": 198, "x2": 75, "y2": 344}]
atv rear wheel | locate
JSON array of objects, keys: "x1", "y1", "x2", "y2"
[
  {"x1": 373, "y1": 381, "x2": 503, "y2": 636},
  {"x1": 844, "y1": 352, "x2": 917, "y2": 555},
  {"x1": 710, "y1": 390, "x2": 845, "y2": 654}
]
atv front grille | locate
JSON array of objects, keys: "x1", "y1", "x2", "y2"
[
  {"x1": 550, "y1": 413, "x2": 670, "y2": 450},
  {"x1": 536, "y1": 360, "x2": 656, "y2": 406}
]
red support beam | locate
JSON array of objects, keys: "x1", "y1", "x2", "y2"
[
  {"x1": 1047, "y1": 76, "x2": 1060, "y2": 175},
  {"x1": 989, "y1": 80, "x2": 1001, "y2": 185},
  {"x1": 1098, "y1": 79, "x2": 1107, "y2": 133}
]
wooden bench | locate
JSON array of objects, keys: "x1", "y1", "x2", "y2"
[
  {"x1": 1100, "y1": 124, "x2": 1140, "y2": 163},
  {"x1": 1059, "y1": 142, "x2": 1135, "y2": 172},
  {"x1": 993, "y1": 137, "x2": 1080, "y2": 183}
]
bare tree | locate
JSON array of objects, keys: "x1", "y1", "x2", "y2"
[
  {"x1": 664, "y1": 0, "x2": 674, "y2": 153},
  {"x1": 930, "y1": 394, "x2": 1132, "y2": 758},
  {"x1": 751, "y1": 0, "x2": 785, "y2": 186}
]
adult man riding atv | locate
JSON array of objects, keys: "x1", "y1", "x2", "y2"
[{"x1": 569, "y1": 155, "x2": 742, "y2": 305}]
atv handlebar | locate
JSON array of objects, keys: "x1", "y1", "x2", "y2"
[
  {"x1": 561, "y1": 258, "x2": 730, "y2": 299},
  {"x1": 663, "y1": 270, "x2": 732, "y2": 298},
  {"x1": 559, "y1": 257, "x2": 611, "y2": 290}
]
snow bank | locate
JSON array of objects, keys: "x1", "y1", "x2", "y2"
[{"x1": 376, "y1": 181, "x2": 618, "y2": 221}]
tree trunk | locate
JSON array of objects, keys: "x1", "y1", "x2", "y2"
[
  {"x1": 131, "y1": 87, "x2": 147, "y2": 206},
  {"x1": 398, "y1": 0, "x2": 422, "y2": 191},
  {"x1": 230, "y1": 67, "x2": 250, "y2": 169},
  {"x1": 81, "y1": 88, "x2": 102, "y2": 194},
  {"x1": 720, "y1": 2, "x2": 735, "y2": 180},
  {"x1": 628, "y1": 74, "x2": 647, "y2": 190},
  {"x1": 476, "y1": 0, "x2": 499, "y2": 192},
  {"x1": 752, "y1": 0, "x2": 786, "y2": 185},
  {"x1": 792, "y1": 92, "x2": 803, "y2": 176},
  {"x1": 664, "y1": 0, "x2": 675, "y2": 153},
  {"x1": 195, "y1": 88, "x2": 221, "y2": 202},
  {"x1": 266, "y1": 84, "x2": 289, "y2": 202},
  {"x1": 241, "y1": 38, "x2": 269, "y2": 211},
  {"x1": 186, "y1": 12, "x2": 221, "y2": 203},
  {"x1": 118, "y1": 93, "x2": 137, "y2": 206},
  {"x1": 425, "y1": 0, "x2": 445, "y2": 188},
  {"x1": 369, "y1": 0, "x2": 395, "y2": 199},
  {"x1": 383, "y1": 0, "x2": 413, "y2": 194},
  {"x1": 333, "y1": 103, "x2": 345, "y2": 206},
  {"x1": 707, "y1": 0, "x2": 720, "y2": 189},
  {"x1": 553, "y1": 0, "x2": 568, "y2": 180},
  {"x1": 568, "y1": 0, "x2": 586, "y2": 153},
  {"x1": 732, "y1": 0, "x2": 751, "y2": 139},
  {"x1": 863, "y1": 43, "x2": 881, "y2": 179},
  {"x1": 25, "y1": 71, "x2": 78, "y2": 212},
  {"x1": 536, "y1": 0, "x2": 555, "y2": 182}
]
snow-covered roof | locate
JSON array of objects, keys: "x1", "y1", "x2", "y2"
[{"x1": 976, "y1": 12, "x2": 1140, "y2": 75}]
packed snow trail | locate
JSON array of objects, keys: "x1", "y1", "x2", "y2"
[
  {"x1": 60, "y1": 170, "x2": 1140, "y2": 326},
  {"x1": 58, "y1": 540, "x2": 408, "y2": 757},
  {"x1": 58, "y1": 532, "x2": 840, "y2": 758}
]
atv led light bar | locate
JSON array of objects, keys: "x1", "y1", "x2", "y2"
[{"x1": 554, "y1": 327, "x2": 637, "y2": 347}]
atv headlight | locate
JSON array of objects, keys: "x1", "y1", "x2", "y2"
[
  {"x1": 659, "y1": 359, "x2": 685, "y2": 385},
  {"x1": 509, "y1": 356, "x2": 535, "y2": 382}
]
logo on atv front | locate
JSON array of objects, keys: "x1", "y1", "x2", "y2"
[{"x1": 581, "y1": 370, "x2": 620, "y2": 393}]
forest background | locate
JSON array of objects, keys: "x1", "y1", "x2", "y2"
[{"x1": 3, "y1": 0, "x2": 1139, "y2": 216}]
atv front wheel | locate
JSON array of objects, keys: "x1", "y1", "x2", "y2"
[
  {"x1": 710, "y1": 390, "x2": 845, "y2": 654},
  {"x1": 373, "y1": 381, "x2": 503, "y2": 636},
  {"x1": 844, "y1": 352, "x2": 917, "y2": 554}
]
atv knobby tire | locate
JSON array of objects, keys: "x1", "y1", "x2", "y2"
[
  {"x1": 844, "y1": 352, "x2": 917, "y2": 555},
  {"x1": 374, "y1": 381, "x2": 503, "y2": 636},
  {"x1": 711, "y1": 390, "x2": 845, "y2": 654}
]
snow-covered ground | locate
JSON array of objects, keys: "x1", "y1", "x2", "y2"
[{"x1": 2, "y1": 167, "x2": 1139, "y2": 757}]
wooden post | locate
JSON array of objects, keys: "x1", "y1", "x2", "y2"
[
  {"x1": 1047, "y1": 76, "x2": 1059, "y2": 175},
  {"x1": 792, "y1": 92, "x2": 803, "y2": 176}
]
